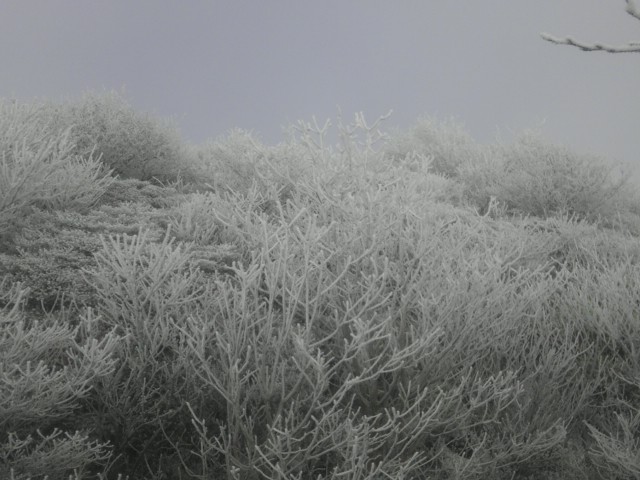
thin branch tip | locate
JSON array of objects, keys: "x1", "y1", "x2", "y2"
[{"x1": 542, "y1": 2, "x2": 640, "y2": 53}]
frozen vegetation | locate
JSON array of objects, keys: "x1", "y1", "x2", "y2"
[{"x1": 2, "y1": 91, "x2": 640, "y2": 479}]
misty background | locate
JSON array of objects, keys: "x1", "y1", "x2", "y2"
[{"x1": 1, "y1": 1, "x2": 638, "y2": 181}]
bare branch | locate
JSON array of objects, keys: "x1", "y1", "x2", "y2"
[
  {"x1": 540, "y1": 33, "x2": 640, "y2": 53},
  {"x1": 541, "y1": 0, "x2": 640, "y2": 53},
  {"x1": 626, "y1": 0, "x2": 640, "y2": 21}
]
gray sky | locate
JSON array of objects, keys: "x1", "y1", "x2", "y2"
[{"x1": 2, "y1": 1, "x2": 639, "y2": 178}]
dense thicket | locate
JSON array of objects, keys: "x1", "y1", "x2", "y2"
[{"x1": 2, "y1": 92, "x2": 640, "y2": 480}]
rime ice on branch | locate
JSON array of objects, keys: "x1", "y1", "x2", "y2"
[{"x1": 541, "y1": 0, "x2": 640, "y2": 53}]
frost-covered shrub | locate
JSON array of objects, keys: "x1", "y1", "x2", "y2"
[
  {"x1": 164, "y1": 192, "x2": 225, "y2": 245},
  {"x1": 39, "y1": 203, "x2": 163, "y2": 236},
  {"x1": 163, "y1": 187, "x2": 272, "y2": 268},
  {"x1": 503, "y1": 134, "x2": 626, "y2": 217},
  {"x1": 384, "y1": 116, "x2": 485, "y2": 178},
  {"x1": 193, "y1": 129, "x2": 263, "y2": 195},
  {"x1": 459, "y1": 132, "x2": 631, "y2": 223},
  {"x1": 37, "y1": 90, "x2": 199, "y2": 183},
  {"x1": 191, "y1": 129, "x2": 294, "y2": 203},
  {"x1": 4, "y1": 99, "x2": 640, "y2": 478},
  {"x1": 549, "y1": 260, "x2": 640, "y2": 479},
  {"x1": 0, "y1": 245, "x2": 97, "y2": 311},
  {"x1": 166, "y1": 193, "x2": 605, "y2": 479},
  {"x1": 0, "y1": 283, "x2": 119, "y2": 479},
  {"x1": 588, "y1": 176, "x2": 640, "y2": 236},
  {"x1": 1, "y1": 430, "x2": 112, "y2": 480},
  {"x1": 586, "y1": 410, "x2": 640, "y2": 480},
  {"x1": 0, "y1": 99, "x2": 115, "y2": 235},
  {"x1": 0, "y1": 204, "x2": 166, "y2": 311},
  {"x1": 96, "y1": 177, "x2": 181, "y2": 209},
  {"x1": 80, "y1": 229, "x2": 216, "y2": 476}
]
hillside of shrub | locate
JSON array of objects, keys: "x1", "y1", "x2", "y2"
[{"x1": 2, "y1": 94, "x2": 640, "y2": 479}]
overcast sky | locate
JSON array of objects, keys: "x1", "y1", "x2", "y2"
[{"x1": 1, "y1": 1, "x2": 639, "y2": 179}]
